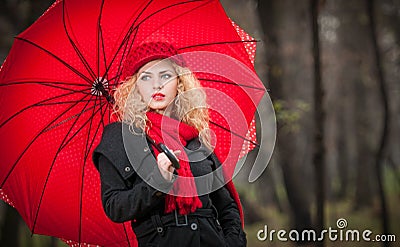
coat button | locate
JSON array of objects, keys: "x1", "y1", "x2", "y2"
[
  {"x1": 190, "y1": 222, "x2": 198, "y2": 231},
  {"x1": 124, "y1": 166, "x2": 131, "y2": 172}
]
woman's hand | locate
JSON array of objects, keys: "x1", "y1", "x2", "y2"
[{"x1": 156, "y1": 150, "x2": 181, "y2": 181}]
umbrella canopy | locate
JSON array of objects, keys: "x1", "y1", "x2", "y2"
[{"x1": 0, "y1": 0, "x2": 266, "y2": 246}]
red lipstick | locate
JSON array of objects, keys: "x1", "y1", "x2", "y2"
[{"x1": 152, "y1": 92, "x2": 165, "y2": 101}]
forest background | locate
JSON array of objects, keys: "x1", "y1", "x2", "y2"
[{"x1": 0, "y1": 0, "x2": 399, "y2": 246}]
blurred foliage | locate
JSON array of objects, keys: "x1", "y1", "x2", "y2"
[{"x1": 273, "y1": 99, "x2": 311, "y2": 133}]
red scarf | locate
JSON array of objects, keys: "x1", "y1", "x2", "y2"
[{"x1": 146, "y1": 112, "x2": 203, "y2": 215}]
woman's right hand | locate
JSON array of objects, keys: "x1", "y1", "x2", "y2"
[{"x1": 156, "y1": 150, "x2": 180, "y2": 181}]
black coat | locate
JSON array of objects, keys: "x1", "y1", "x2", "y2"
[{"x1": 92, "y1": 122, "x2": 247, "y2": 247}]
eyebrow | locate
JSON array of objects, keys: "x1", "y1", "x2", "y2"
[
  {"x1": 140, "y1": 69, "x2": 175, "y2": 75},
  {"x1": 159, "y1": 70, "x2": 174, "y2": 74}
]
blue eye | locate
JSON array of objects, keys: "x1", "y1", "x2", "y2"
[
  {"x1": 140, "y1": 75, "x2": 151, "y2": 81},
  {"x1": 161, "y1": 74, "x2": 172, "y2": 80}
]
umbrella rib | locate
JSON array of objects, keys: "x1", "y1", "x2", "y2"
[
  {"x1": 32, "y1": 94, "x2": 100, "y2": 235},
  {"x1": 107, "y1": 97, "x2": 112, "y2": 124},
  {"x1": 45, "y1": 96, "x2": 107, "y2": 244},
  {"x1": 106, "y1": 25, "x2": 139, "y2": 84},
  {"x1": 0, "y1": 80, "x2": 89, "y2": 88},
  {"x1": 52, "y1": 95, "x2": 99, "y2": 157},
  {"x1": 38, "y1": 83, "x2": 94, "y2": 94},
  {"x1": 0, "y1": 88, "x2": 92, "y2": 129},
  {"x1": 61, "y1": 0, "x2": 96, "y2": 81},
  {"x1": 0, "y1": 81, "x2": 94, "y2": 98},
  {"x1": 132, "y1": 0, "x2": 207, "y2": 29},
  {"x1": 97, "y1": 0, "x2": 141, "y2": 85},
  {"x1": 177, "y1": 39, "x2": 259, "y2": 51},
  {"x1": 97, "y1": 24, "x2": 106, "y2": 78},
  {"x1": 79, "y1": 98, "x2": 108, "y2": 244},
  {"x1": 97, "y1": 0, "x2": 106, "y2": 77},
  {"x1": 37, "y1": 99, "x2": 97, "y2": 107},
  {"x1": 57, "y1": 101, "x2": 106, "y2": 152},
  {"x1": 0, "y1": 93, "x2": 92, "y2": 189},
  {"x1": 49, "y1": 97, "x2": 104, "y2": 244},
  {"x1": 58, "y1": 101, "x2": 103, "y2": 152},
  {"x1": 132, "y1": 0, "x2": 155, "y2": 26},
  {"x1": 45, "y1": 103, "x2": 102, "y2": 135},
  {"x1": 93, "y1": 85, "x2": 109, "y2": 126},
  {"x1": 103, "y1": 0, "x2": 153, "y2": 81},
  {"x1": 14, "y1": 37, "x2": 93, "y2": 85},
  {"x1": 55, "y1": 99, "x2": 109, "y2": 152},
  {"x1": 123, "y1": 223, "x2": 132, "y2": 247},
  {"x1": 97, "y1": 90, "x2": 109, "y2": 129},
  {"x1": 129, "y1": 0, "x2": 209, "y2": 41},
  {"x1": 209, "y1": 120, "x2": 260, "y2": 148},
  {"x1": 104, "y1": 15, "x2": 142, "y2": 82},
  {"x1": 198, "y1": 77, "x2": 267, "y2": 91},
  {"x1": 107, "y1": 75, "x2": 124, "y2": 91},
  {"x1": 105, "y1": 0, "x2": 206, "y2": 82},
  {"x1": 110, "y1": 0, "x2": 211, "y2": 79},
  {"x1": 44, "y1": 96, "x2": 106, "y2": 244},
  {"x1": 82, "y1": 96, "x2": 100, "y2": 157}
]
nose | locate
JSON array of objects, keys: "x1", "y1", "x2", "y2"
[{"x1": 152, "y1": 79, "x2": 164, "y2": 90}]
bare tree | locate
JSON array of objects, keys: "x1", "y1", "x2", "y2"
[
  {"x1": 0, "y1": 204, "x2": 20, "y2": 246},
  {"x1": 310, "y1": 0, "x2": 326, "y2": 246},
  {"x1": 367, "y1": 0, "x2": 391, "y2": 246},
  {"x1": 257, "y1": 1, "x2": 314, "y2": 242},
  {"x1": 331, "y1": 0, "x2": 378, "y2": 210}
]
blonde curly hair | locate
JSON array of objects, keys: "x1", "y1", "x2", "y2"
[{"x1": 113, "y1": 59, "x2": 211, "y2": 148}]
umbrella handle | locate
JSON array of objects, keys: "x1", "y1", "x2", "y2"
[
  {"x1": 146, "y1": 136, "x2": 180, "y2": 169},
  {"x1": 157, "y1": 143, "x2": 180, "y2": 169}
]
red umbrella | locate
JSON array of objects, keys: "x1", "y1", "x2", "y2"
[{"x1": 0, "y1": 0, "x2": 266, "y2": 246}]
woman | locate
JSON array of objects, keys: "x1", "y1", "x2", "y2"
[{"x1": 92, "y1": 42, "x2": 247, "y2": 247}]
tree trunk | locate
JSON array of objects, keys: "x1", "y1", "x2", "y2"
[
  {"x1": 354, "y1": 76, "x2": 374, "y2": 208},
  {"x1": 0, "y1": 203, "x2": 20, "y2": 247},
  {"x1": 379, "y1": 0, "x2": 400, "y2": 195},
  {"x1": 330, "y1": 0, "x2": 377, "y2": 209},
  {"x1": 336, "y1": 112, "x2": 349, "y2": 199},
  {"x1": 257, "y1": 0, "x2": 314, "y2": 243},
  {"x1": 257, "y1": 164, "x2": 284, "y2": 212},
  {"x1": 366, "y1": 0, "x2": 391, "y2": 246},
  {"x1": 311, "y1": 1, "x2": 325, "y2": 246},
  {"x1": 50, "y1": 237, "x2": 59, "y2": 247}
]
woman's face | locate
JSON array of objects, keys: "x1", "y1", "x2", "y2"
[{"x1": 136, "y1": 59, "x2": 178, "y2": 114}]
